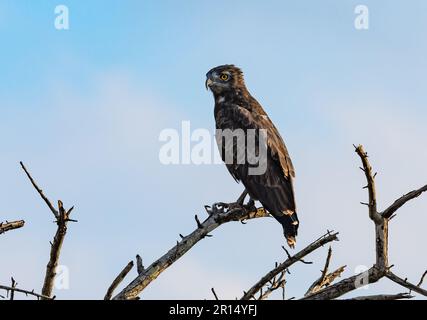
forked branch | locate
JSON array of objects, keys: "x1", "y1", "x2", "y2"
[
  {"x1": 20, "y1": 162, "x2": 76, "y2": 300},
  {"x1": 113, "y1": 204, "x2": 269, "y2": 300},
  {"x1": 241, "y1": 231, "x2": 339, "y2": 300}
]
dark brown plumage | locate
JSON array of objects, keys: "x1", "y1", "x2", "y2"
[{"x1": 206, "y1": 64, "x2": 299, "y2": 247}]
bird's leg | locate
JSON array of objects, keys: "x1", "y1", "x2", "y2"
[
  {"x1": 244, "y1": 197, "x2": 257, "y2": 212},
  {"x1": 227, "y1": 189, "x2": 249, "y2": 211},
  {"x1": 236, "y1": 189, "x2": 248, "y2": 205},
  {"x1": 237, "y1": 189, "x2": 256, "y2": 211},
  {"x1": 229, "y1": 190, "x2": 256, "y2": 213}
]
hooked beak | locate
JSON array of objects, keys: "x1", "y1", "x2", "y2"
[{"x1": 205, "y1": 78, "x2": 213, "y2": 90}]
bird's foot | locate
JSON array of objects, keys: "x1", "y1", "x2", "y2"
[
  {"x1": 243, "y1": 198, "x2": 257, "y2": 213},
  {"x1": 208, "y1": 199, "x2": 256, "y2": 216},
  {"x1": 208, "y1": 202, "x2": 245, "y2": 216}
]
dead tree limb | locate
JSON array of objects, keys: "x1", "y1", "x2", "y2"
[
  {"x1": 241, "y1": 231, "x2": 339, "y2": 300},
  {"x1": 211, "y1": 288, "x2": 219, "y2": 300},
  {"x1": 301, "y1": 145, "x2": 427, "y2": 300},
  {"x1": 107, "y1": 144, "x2": 426, "y2": 300},
  {"x1": 349, "y1": 293, "x2": 413, "y2": 300},
  {"x1": 417, "y1": 270, "x2": 427, "y2": 288},
  {"x1": 20, "y1": 162, "x2": 59, "y2": 219},
  {"x1": 381, "y1": 184, "x2": 427, "y2": 219},
  {"x1": 0, "y1": 220, "x2": 25, "y2": 235},
  {"x1": 104, "y1": 261, "x2": 134, "y2": 300},
  {"x1": 257, "y1": 271, "x2": 286, "y2": 300},
  {"x1": 386, "y1": 272, "x2": 427, "y2": 297},
  {"x1": 305, "y1": 246, "x2": 346, "y2": 296},
  {"x1": 0, "y1": 284, "x2": 54, "y2": 300},
  {"x1": 10, "y1": 278, "x2": 16, "y2": 300},
  {"x1": 136, "y1": 254, "x2": 144, "y2": 275},
  {"x1": 113, "y1": 204, "x2": 269, "y2": 300},
  {"x1": 20, "y1": 162, "x2": 76, "y2": 300}
]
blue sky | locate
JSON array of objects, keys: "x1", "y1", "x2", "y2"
[{"x1": 1, "y1": 0, "x2": 427, "y2": 299}]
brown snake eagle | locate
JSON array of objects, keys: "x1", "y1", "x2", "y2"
[{"x1": 206, "y1": 64, "x2": 299, "y2": 247}]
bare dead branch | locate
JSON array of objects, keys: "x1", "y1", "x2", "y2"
[
  {"x1": 113, "y1": 205, "x2": 269, "y2": 300},
  {"x1": 305, "y1": 246, "x2": 346, "y2": 296},
  {"x1": 0, "y1": 284, "x2": 54, "y2": 300},
  {"x1": 107, "y1": 144, "x2": 426, "y2": 301},
  {"x1": 211, "y1": 288, "x2": 219, "y2": 300},
  {"x1": 381, "y1": 184, "x2": 427, "y2": 219},
  {"x1": 321, "y1": 246, "x2": 333, "y2": 279},
  {"x1": 0, "y1": 220, "x2": 25, "y2": 235},
  {"x1": 20, "y1": 162, "x2": 75, "y2": 299},
  {"x1": 136, "y1": 254, "x2": 144, "y2": 275},
  {"x1": 241, "y1": 231, "x2": 339, "y2": 300},
  {"x1": 302, "y1": 266, "x2": 382, "y2": 300},
  {"x1": 349, "y1": 293, "x2": 413, "y2": 300},
  {"x1": 20, "y1": 162, "x2": 58, "y2": 219},
  {"x1": 10, "y1": 277, "x2": 16, "y2": 300},
  {"x1": 104, "y1": 261, "x2": 134, "y2": 300},
  {"x1": 282, "y1": 246, "x2": 312, "y2": 264},
  {"x1": 303, "y1": 145, "x2": 427, "y2": 300},
  {"x1": 41, "y1": 200, "x2": 75, "y2": 299},
  {"x1": 354, "y1": 145, "x2": 381, "y2": 223},
  {"x1": 303, "y1": 146, "x2": 387, "y2": 300},
  {"x1": 386, "y1": 272, "x2": 427, "y2": 297},
  {"x1": 305, "y1": 246, "x2": 332, "y2": 296},
  {"x1": 258, "y1": 271, "x2": 286, "y2": 300},
  {"x1": 417, "y1": 270, "x2": 427, "y2": 288}
]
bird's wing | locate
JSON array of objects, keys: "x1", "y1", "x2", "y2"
[{"x1": 236, "y1": 105, "x2": 295, "y2": 179}]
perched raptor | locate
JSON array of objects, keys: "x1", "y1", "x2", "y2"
[{"x1": 206, "y1": 65, "x2": 299, "y2": 247}]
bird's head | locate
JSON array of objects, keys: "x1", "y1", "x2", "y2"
[{"x1": 205, "y1": 65, "x2": 246, "y2": 95}]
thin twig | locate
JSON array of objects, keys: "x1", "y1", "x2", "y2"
[
  {"x1": 386, "y1": 272, "x2": 427, "y2": 297},
  {"x1": 258, "y1": 271, "x2": 286, "y2": 300},
  {"x1": 241, "y1": 231, "x2": 339, "y2": 300},
  {"x1": 0, "y1": 284, "x2": 54, "y2": 300},
  {"x1": 10, "y1": 278, "x2": 16, "y2": 300},
  {"x1": 211, "y1": 288, "x2": 219, "y2": 300},
  {"x1": 381, "y1": 185, "x2": 427, "y2": 219},
  {"x1": 21, "y1": 162, "x2": 75, "y2": 299},
  {"x1": 305, "y1": 246, "x2": 346, "y2": 296},
  {"x1": 136, "y1": 255, "x2": 144, "y2": 275},
  {"x1": 416, "y1": 270, "x2": 427, "y2": 288},
  {"x1": 20, "y1": 162, "x2": 58, "y2": 219},
  {"x1": 354, "y1": 145, "x2": 381, "y2": 223}
]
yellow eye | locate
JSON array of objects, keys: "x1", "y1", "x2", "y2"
[{"x1": 220, "y1": 73, "x2": 229, "y2": 81}]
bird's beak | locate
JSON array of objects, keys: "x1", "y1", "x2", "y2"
[{"x1": 205, "y1": 78, "x2": 213, "y2": 90}]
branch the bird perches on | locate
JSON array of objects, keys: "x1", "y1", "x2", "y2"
[
  {"x1": 2, "y1": 145, "x2": 427, "y2": 300},
  {"x1": 110, "y1": 145, "x2": 427, "y2": 300}
]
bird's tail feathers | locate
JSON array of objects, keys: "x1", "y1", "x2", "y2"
[{"x1": 273, "y1": 211, "x2": 299, "y2": 249}]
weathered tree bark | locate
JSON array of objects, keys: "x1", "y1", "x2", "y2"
[
  {"x1": 3, "y1": 145, "x2": 426, "y2": 300},
  {"x1": 104, "y1": 261, "x2": 135, "y2": 300},
  {"x1": 241, "y1": 145, "x2": 427, "y2": 300},
  {"x1": 0, "y1": 220, "x2": 25, "y2": 235},
  {"x1": 0, "y1": 284, "x2": 54, "y2": 300},
  {"x1": 241, "y1": 232, "x2": 339, "y2": 300},
  {"x1": 349, "y1": 293, "x2": 413, "y2": 300},
  {"x1": 301, "y1": 145, "x2": 427, "y2": 300},
  {"x1": 305, "y1": 246, "x2": 346, "y2": 296},
  {"x1": 20, "y1": 162, "x2": 76, "y2": 300},
  {"x1": 113, "y1": 205, "x2": 269, "y2": 300}
]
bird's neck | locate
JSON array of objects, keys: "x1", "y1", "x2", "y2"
[{"x1": 213, "y1": 87, "x2": 251, "y2": 104}]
